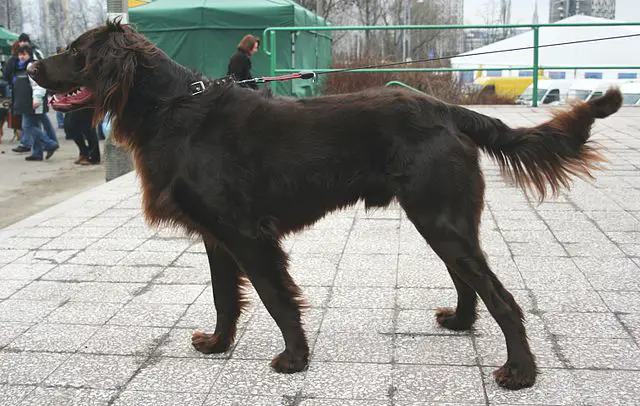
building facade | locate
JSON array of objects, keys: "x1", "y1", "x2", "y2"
[{"x1": 549, "y1": 0, "x2": 616, "y2": 23}]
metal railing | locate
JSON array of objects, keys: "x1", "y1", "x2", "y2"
[{"x1": 262, "y1": 22, "x2": 640, "y2": 107}]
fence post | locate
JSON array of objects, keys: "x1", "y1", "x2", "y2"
[
  {"x1": 532, "y1": 26, "x2": 540, "y2": 107},
  {"x1": 270, "y1": 30, "x2": 277, "y2": 93}
]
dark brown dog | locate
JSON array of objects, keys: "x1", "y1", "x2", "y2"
[{"x1": 28, "y1": 20, "x2": 622, "y2": 390}]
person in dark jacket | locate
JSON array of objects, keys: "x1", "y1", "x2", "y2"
[
  {"x1": 227, "y1": 34, "x2": 260, "y2": 90},
  {"x1": 11, "y1": 45, "x2": 58, "y2": 161}
]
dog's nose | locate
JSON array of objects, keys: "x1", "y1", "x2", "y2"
[{"x1": 27, "y1": 62, "x2": 39, "y2": 77}]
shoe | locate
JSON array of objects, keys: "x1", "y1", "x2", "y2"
[
  {"x1": 74, "y1": 156, "x2": 87, "y2": 164},
  {"x1": 12, "y1": 145, "x2": 31, "y2": 153},
  {"x1": 25, "y1": 155, "x2": 43, "y2": 161},
  {"x1": 45, "y1": 144, "x2": 59, "y2": 160}
]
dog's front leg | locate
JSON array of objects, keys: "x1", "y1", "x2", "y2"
[
  {"x1": 171, "y1": 178, "x2": 309, "y2": 372},
  {"x1": 191, "y1": 237, "x2": 250, "y2": 354}
]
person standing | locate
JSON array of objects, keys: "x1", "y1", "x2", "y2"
[
  {"x1": 12, "y1": 46, "x2": 58, "y2": 161},
  {"x1": 227, "y1": 34, "x2": 260, "y2": 90},
  {"x1": 64, "y1": 108, "x2": 100, "y2": 165}
]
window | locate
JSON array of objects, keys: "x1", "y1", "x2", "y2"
[
  {"x1": 486, "y1": 70, "x2": 502, "y2": 77},
  {"x1": 618, "y1": 73, "x2": 638, "y2": 79},
  {"x1": 584, "y1": 72, "x2": 603, "y2": 79},
  {"x1": 543, "y1": 89, "x2": 561, "y2": 104},
  {"x1": 460, "y1": 71, "x2": 474, "y2": 83},
  {"x1": 518, "y1": 70, "x2": 533, "y2": 77},
  {"x1": 548, "y1": 71, "x2": 566, "y2": 79}
]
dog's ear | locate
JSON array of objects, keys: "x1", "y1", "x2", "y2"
[{"x1": 91, "y1": 25, "x2": 140, "y2": 119}]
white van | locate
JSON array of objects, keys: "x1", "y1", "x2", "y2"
[
  {"x1": 518, "y1": 80, "x2": 574, "y2": 106},
  {"x1": 620, "y1": 82, "x2": 640, "y2": 105},
  {"x1": 566, "y1": 79, "x2": 634, "y2": 103}
]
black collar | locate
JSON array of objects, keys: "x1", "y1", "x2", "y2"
[{"x1": 189, "y1": 75, "x2": 234, "y2": 95}]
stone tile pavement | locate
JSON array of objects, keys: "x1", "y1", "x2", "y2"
[{"x1": 0, "y1": 106, "x2": 639, "y2": 405}]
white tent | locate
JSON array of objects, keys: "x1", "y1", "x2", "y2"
[{"x1": 451, "y1": 15, "x2": 640, "y2": 81}]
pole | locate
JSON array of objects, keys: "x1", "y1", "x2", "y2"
[
  {"x1": 270, "y1": 30, "x2": 277, "y2": 93},
  {"x1": 532, "y1": 26, "x2": 539, "y2": 107}
]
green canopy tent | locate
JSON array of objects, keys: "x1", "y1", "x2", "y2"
[
  {"x1": 0, "y1": 25, "x2": 19, "y2": 57},
  {"x1": 129, "y1": 0, "x2": 332, "y2": 97}
]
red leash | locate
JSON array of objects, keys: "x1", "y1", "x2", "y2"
[{"x1": 235, "y1": 71, "x2": 316, "y2": 86}]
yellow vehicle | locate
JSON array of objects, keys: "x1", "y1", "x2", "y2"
[{"x1": 471, "y1": 76, "x2": 549, "y2": 99}]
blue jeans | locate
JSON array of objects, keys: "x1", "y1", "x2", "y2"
[
  {"x1": 38, "y1": 113, "x2": 58, "y2": 143},
  {"x1": 23, "y1": 114, "x2": 57, "y2": 158},
  {"x1": 56, "y1": 111, "x2": 64, "y2": 128}
]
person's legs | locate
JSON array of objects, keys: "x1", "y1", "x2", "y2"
[
  {"x1": 39, "y1": 113, "x2": 58, "y2": 143},
  {"x1": 17, "y1": 115, "x2": 33, "y2": 149},
  {"x1": 56, "y1": 111, "x2": 64, "y2": 129},
  {"x1": 24, "y1": 114, "x2": 56, "y2": 160},
  {"x1": 65, "y1": 111, "x2": 89, "y2": 161},
  {"x1": 85, "y1": 127, "x2": 101, "y2": 164}
]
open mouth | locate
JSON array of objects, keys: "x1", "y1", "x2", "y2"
[{"x1": 50, "y1": 87, "x2": 94, "y2": 112}]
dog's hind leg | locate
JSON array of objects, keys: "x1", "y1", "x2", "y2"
[
  {"x1": 191, "y1": 238, "x2": 250, "y2": 354},
  {"x1": 435, "y1": 266, "x2": 478, "y2": 331},
  {"x1": 397, "y1": 143, "x2": 536, "y2": 390},
  {"x1": 403, "y1": 201, "x2": 536, "y2": 389}
]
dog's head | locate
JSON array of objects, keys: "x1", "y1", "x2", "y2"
[{"x1": 29, "y1": 18, "x2": 157, "y2": 119}]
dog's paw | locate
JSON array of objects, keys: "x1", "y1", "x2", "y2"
[
  {"x1": 191, "y1": 331, "x2": 231, "y2": 354},
  {"x1": 270, "y1": 350, "x2": 308, "y2": 374},
  {"x1": 493, "y1": 361, "x2": 537, "y2": 390},
  {"x1": 435, "y1": 307, "x2": 475, "y2": 331}
]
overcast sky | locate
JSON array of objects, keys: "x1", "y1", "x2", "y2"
[{"x1": 464, "y1": 0, "x2": 640, "y2": 25}]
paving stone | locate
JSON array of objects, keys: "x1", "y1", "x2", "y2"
[
  {"x1": 313, "y1": 331, "x2": 392, "y2": 363},
  {"x1": 0, "y1": 280, "x2": 29, "y2": 299},
  {"x1": 573, "y1": 369, "x2": 640, "y2": 405},
  {"x1": 558, "y1": 337, "x2": 640, "y2": 369},
  {"x1": 599, "y1": 291, "x2": 640, "y2": 313},
  {"x1": 288, "y1": 254, "x2": 340, "y2": 287},
  {"x1": 396, "y1": 309, "x2": 466, "y2": 336},
  {"x1": 0, "y1": 249, "x2": 28, "y2": 263},
  {"x1": 71, "y1": 282, "x2": 145, "y2": 303},
  {"x1": 118, "y1": 251, "x2": 182, "y2": 267},
  {"x1": 0, "y1": 263, "x2": 55, "y2": 280},
  {"x1": 154, "y1": 266, "x2": 210, "y2": 284},
  {"x1": 0, "y1": 299, "x2": 60, "y2": 323},
  {"x1": 85, "y1": 238, "x2": 147, "y2": 251},
  {"x1": 19, "y1": 387, "x2": 115, "y2": 406},
  {"x1": 10, "y1": 281, "x2": 79, "y2": 302},
  {"x1": 12, "y1": 250, "x2": 78, "y2": 265},
  {"x1": 0, "y1": 322, "x2": 32, "y2": 348},
  {"x1": 248, "y1": 308, "x2": 323, "y2": 334},
  {"x1": 396, "y1": 288, "x2": 457, "y2": 310},
  {"x1": 302, "y1": 362, "x2": 392, "y2": 400},
  {"x1": 299, "y1": 400, "x2": 390, "y2": 406},
  {"x1": 80, "y1": 325, "x2": 169, "y2": 356},
  {"x1": 46, "y1": 301, "x2": 123, "y2": 325},
  {"x1": 7, "y1": 322, "x2": 100, "y2": 353},
  {"x1": 0, "y1": 352, "x2": 69, "y2": 385},
  {"x1": 40, "y1": 237, "x2": 98, "y2": 250},
  {"x1": 394, "y1": 365, "x2": 485, "y2": 403},
  {"x1": 113, "y1": 391, "x2": 207, "y2": 406},
  {"x1": 45, "y1": 354, "x2": 142, "y2": 390},
  {"x1": 0, "y1": 384, "x2": 35, "y2": 406},
  {"x1": 211, "y1": 360, "x2": 303, "y2": 398},
  {"x1": 128, "y1": 358, "x2": 223, "y2": 393},
  {"x1": 109, "y1": 303, "x2": 188, "y2": 327},
  {"x1": 514, "y1": 257, "x2": 592, "y2": 291},
  {"x1": 321, "y1": 308, "x2": 393, "y2": 334},
  {"x1": 395, "y1": 335, "x2": 476, "y2": 365},
  {"x1": 136, "y1": 239, "x2": 193, "y2": 252},
  {"x1": 327, "y1": 287, "x2": 395, "y2": 308},
  {"x1": 542, "y1": 312, "x2": 628, "y2": 338},
  {"x1": 574, "y1": 257, "x2": 640, "y2": 290},
  {"x1": 533, "y1": 290, "x2": 608, "y2": 312},
  {"x1": 131, "y1": 284, "x2": 205, "y2": 304},
  {"x1": 397, "y1": 255, "x2": 452, "y2": 289}
]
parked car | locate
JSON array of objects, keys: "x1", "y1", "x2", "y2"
[{"x1": 517, "y1": 79, "x2": 574, "y2": 106}]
